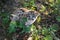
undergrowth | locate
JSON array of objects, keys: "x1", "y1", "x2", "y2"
[{"x1": 0, "y1": 0, "x2": 60, "y2": 40}]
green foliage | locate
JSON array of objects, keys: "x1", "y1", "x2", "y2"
[
  {"x1": 8, "y1": 17, "x2": 31, "y2": 33},
  {"x1": 2, "y1": 16, "x2": 9, "y2": 25},
  {"x1": 24, "y1": 0, "x2": 35, "y2": 7},
  {"x1": 39, "y1": 5, "x2": 46, "y2": 12},
  {"x1": 49, "y1": 24, "x2": 59, "y2": 32},
  {"x1": 42, "y1": 27, "x2": 49, "y2": 35},
  {"x1": 19, "y1": 17, "x2": 31, "y2": 33},
  {"x1": 43, "y1": 35, "x2": 53, "y2": 40},
  {"x1": 1, "y1": 12, "x2": 10, "y2": 26},
  {"x1": 1, "y1": 0, "x2": 60, "y2": 40},
  {"x1": 56, "y1": 16, "x2": 60, "y2": 22},
  {"x1": 19, "y1": 17, "x2": 27, "y2": 28},
  {"x1": 8, "y1": 21, "x2": 17, "y2": 33},
  {"x1": 31, "y1": 24, "x2": 39, "y2": 40}
]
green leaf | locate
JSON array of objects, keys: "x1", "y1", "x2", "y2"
[
  {"x1": 39, "y1": 5, "x2": 46, "y2": 12},
  {"x1": 44, "y1": 35, "x2": 53, "y2": 40},
  {"x1": 23, "y1": 26, "x2": 31, "y2": 33},
  {"x1": 57, "y1": 0, "x2": 60, "y2": 4},
  {"x1": 42, "y1": 27, "x2": 49, "y2": 35},
  {"x1": 36, "y1": 17, "x2": 41, "y2": 23},
  {"x1": 8, "y1": 21, "x2": 17, "y2": 33},
  {"x1": 31, "y1": 24, "x2": 36, "y2": 31},
  {"x1": 24, "y1": 3, "x2": 29, "y2": 7},
  {"x1": 49, "y1": 24, "x2": 59, "y2": 32},
  {"x1": 35, "y1": 35, "x2": 39, "y2": 40},
  {"x1": 2, "y1": 16, "x2": 9, "y2": 25},
  {"x1": 56, "y1": 16, "x2": 60, "y2": 22},
  {"x1": 18, "y1": 17, "x2": 27, "y2": 28},
  {"x1": 23, "y1": 17, "x2": 27, "y2": 22},
  {"x1": 49, "y1": 0, "x2": 54, "y2": 3},
  {"x1": 19, "y1": 22, "x2": 25, "y2": 28}
]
